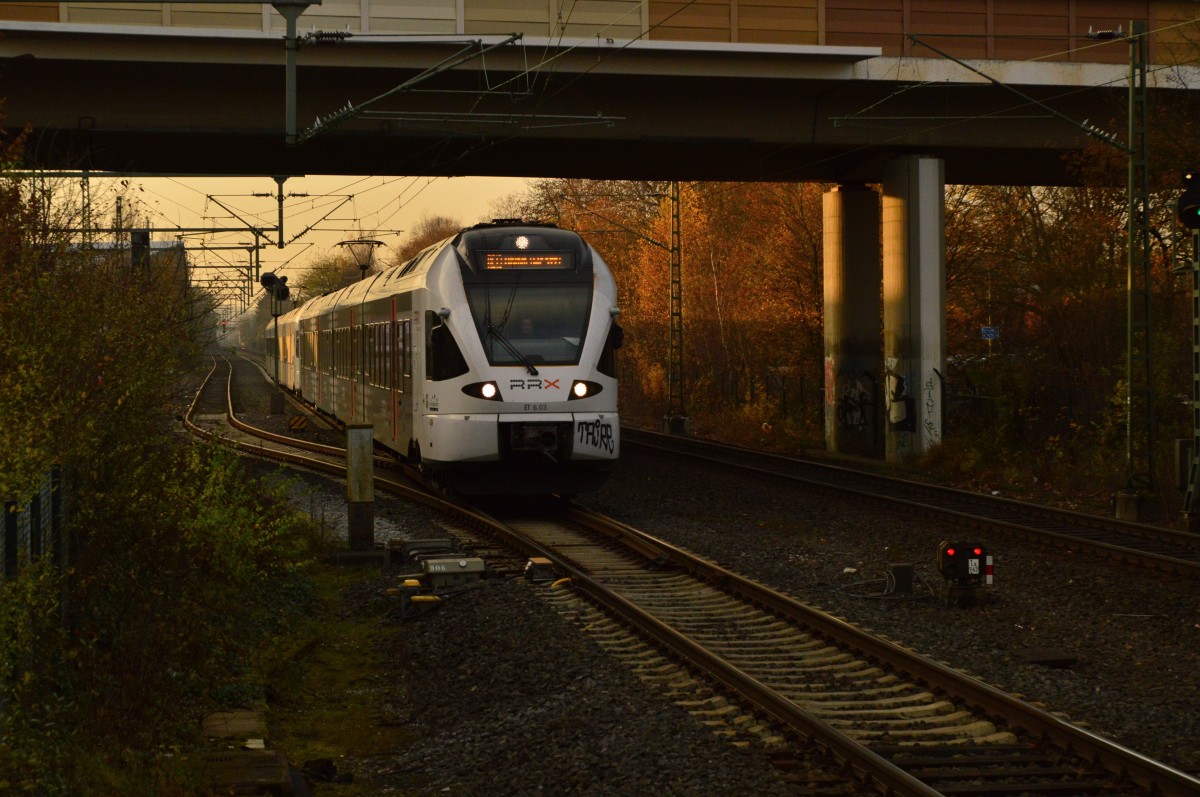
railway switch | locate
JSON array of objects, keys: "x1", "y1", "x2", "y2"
[{"x1": 388, "y1": 537, "x2": 454, "y2": 567}]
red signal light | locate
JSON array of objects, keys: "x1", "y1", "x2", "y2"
[
  {"x1": 946, "y1": 547, "x2": 956, "y2": 557},
  {"x1": 973, "y1": 547, "x2": 982, "y2": 555}
]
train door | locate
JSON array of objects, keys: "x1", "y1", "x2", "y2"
[
  {"x1": 357, "y1": 307, "x2": 370, "y2": 424},
  {"x1": 317, "y1": 317, "x2": 326, "y2": 406},
  {"x1": 394, "y1": 316, "x2": 414, "y2": 457},
  {"x1": 390, "y1": 300, "x2": 399, "y2": 442},
  {"x1": 292, "y1": 330, "x2": 301, "y2": 389},
  {"x1": 349, "y1": 308, "x2": 358, "y2": 423}
]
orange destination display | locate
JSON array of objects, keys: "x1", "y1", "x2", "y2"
[{"x1": 483, "y1": 251, "x2": 573, "y2": 270}]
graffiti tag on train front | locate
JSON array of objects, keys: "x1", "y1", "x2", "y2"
[{"x1": 576, "y1": 419, "x2": 615, "y2": 454}]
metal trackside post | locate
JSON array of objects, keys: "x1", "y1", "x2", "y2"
[
  {"x1": 664, "y1": 180, "x2": 690, "y2": 435},
  {"x1": 273, "y1": 1, "x2": 309, "y2": 147},
  {"x1": 346, "y1": 424, "x2": 375, "y2": 551},
  {"x1": 1118, "y1": 20, "x2": 1153, "y2": 521},
  {"x1": 1184, "y1": 229, "x2": 1200, "y2": 530},
  {"x1": 270, "y1": 295, "x2": 284, "y2": 414}
]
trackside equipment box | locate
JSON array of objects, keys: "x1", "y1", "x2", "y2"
[{"x1": 423, "y1": 557, "x2": 486, "y2": 588}]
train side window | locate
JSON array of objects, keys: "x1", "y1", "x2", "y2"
[
  {"x1": 390, "y1": 320, "x2": 398, "y2": 391},
  {"x1": 383, "y1": 323, "x2": 392, "y2": 389},
  {"x1": 337, "y1": 328, "x2": 344, "y2": 378},
  {"x1": 368, "y1": 324, "x2": 376, "y2": 385},
  {"x1": 377, "y1": 324, "x2": 386, "y2": 388},
  {"x1": 352, "y1": 326, "x2": 360, "y2": 379},
  {"x1": 425, "y1": 310, "x2": 469, "y2": 381}
]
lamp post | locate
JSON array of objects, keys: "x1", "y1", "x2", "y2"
[{"x1": 337, "y1": 239, "x2": 385, "y2": 281}]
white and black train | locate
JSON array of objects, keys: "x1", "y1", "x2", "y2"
[{"x1": 262, "y1": 220, "x2": 622, "y2": 495}]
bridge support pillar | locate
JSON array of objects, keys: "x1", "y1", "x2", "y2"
[
  {"x1": 823, "y1": 184, "x2": 882, "y2": 456},
  {"x1": 882, "y1": 156, "x2": 946, "y2": 464}
]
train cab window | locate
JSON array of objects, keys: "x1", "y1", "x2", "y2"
[{"x1": 464, "y1": 282, "x2": 592, "y2": 367}]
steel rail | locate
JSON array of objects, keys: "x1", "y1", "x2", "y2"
[
  {"x1": 623, "y1": 428, "x2": 1200, "y2": 575},
  {"x1": 185, "y1": 355, "x2": 436, "y2": 503},
  {"x1": 185, "y1": 362, "x2": 1200, "y2": 795},
  {"x1": 560, "y1": 504, "x2": 1200, "y2": 797},
  {"x1": 450, "y1": 502, "x2": 939, "y2": 797}
]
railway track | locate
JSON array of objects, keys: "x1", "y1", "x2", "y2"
[
  {"x1": 187, "y1": 356, "x2": 1200, "y2": 795},
  {"x1": 623, "y1": 428, "x2": 1200, "y2": 576},
  {"x1": 477, "y1": 503, "x2": 1200, "y2": 797},
  {"x1": 184, "y1": 355, "x2": 434, "y2": 503}
]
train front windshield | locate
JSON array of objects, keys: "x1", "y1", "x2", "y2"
[{"x1": 465, "y1": 282, "x2": 592, "y2": 366}]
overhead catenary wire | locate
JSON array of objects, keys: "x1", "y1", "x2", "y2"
[{"x1": 56, "y1": 12, "x2": 1200, "y2": 302}]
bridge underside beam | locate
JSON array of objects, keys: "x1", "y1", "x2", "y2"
[{"x1": 0, "y1": 49, "x2": 1139, "y2": 185}]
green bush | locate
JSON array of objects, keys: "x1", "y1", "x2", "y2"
[{"x1": 0, "y1": 442, "x2": 319, "y2": 795}]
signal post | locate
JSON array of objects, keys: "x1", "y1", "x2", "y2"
[
  {"x1": 345, "y1": 424, "x2": 375, "y2": 551},
  {"x1": 1179, "y1": 169, "x2": 1200, "y2": 530}
]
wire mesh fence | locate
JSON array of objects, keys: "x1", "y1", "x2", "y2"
[{"x1": 2, "y1": 467, "x2": 69, "y2": 584}]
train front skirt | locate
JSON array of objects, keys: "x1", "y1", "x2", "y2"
[{"x1": 421, "y1": 412, "x2": 619, "y2": 495}]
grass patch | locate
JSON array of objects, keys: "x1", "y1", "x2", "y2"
[{"x1": 264, "y1": 563, "x2": 414, "y2": 794}]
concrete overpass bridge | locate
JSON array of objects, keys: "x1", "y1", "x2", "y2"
[
  {"x1": 3, "y1": 0, "x2": 1199, "y2": 182},
  {"x1": 3, "y1": 0, "x2": 1200, "y2": 481}
]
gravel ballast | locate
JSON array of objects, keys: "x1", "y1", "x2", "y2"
[
  {"x1": 226, "y1": 359, "x2": 1200, "y2": 793},
  {"x1": 583, "y1": 450, "x2": 1200, "y2": 776}
]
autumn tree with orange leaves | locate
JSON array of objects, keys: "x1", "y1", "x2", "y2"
[
  {"x1": 510, "y1": 167, "x2": 1196, "y2": 517},
  {"x1": 509, "y1": 179, "x2": 828, "y2": 445}
]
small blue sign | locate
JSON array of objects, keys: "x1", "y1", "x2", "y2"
[{"x1": 981, "y1": 326, "x2": 1000, "y2": 340}]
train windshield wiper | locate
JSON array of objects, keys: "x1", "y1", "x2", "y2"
[{"x1": 486, "y1": 325, "x2": 538, "y2": 376}]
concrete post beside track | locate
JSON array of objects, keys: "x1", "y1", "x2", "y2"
[
  {"x1": 346, "y1": 424, "x2": 374, "y2": 551},
  {"x1": 882, "y1": 156, "x2": 946, "y2": 464}
]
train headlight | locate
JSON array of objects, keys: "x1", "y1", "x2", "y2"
[
  {"x1": 568, "y1": 380, "x2": 603, "y2": 400},
  {"x1": 462, "y1": 381, "x2": 503, "y2": 401}
]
